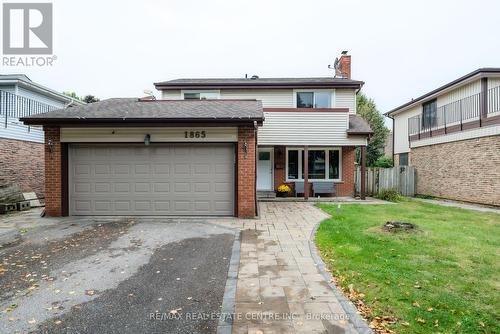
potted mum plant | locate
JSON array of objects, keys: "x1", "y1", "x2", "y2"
[{"x1": 277, "y1": 184, "x2": 291, "y2": 197}]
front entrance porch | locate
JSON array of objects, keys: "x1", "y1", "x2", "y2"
[{"x1": 257, "y1": 145, "x2": 367, "y2": 200}]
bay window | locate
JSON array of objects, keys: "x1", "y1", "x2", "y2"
[{"x1": 286, "y1": 148, "x2": 342, "y2": 181}]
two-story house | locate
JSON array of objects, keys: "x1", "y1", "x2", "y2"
[
  {"x1": 21, "y1": 53, "x2": 372, "y2": 217},
  {"x1": 0, "y1": 74, "x2": 83, "y2": 198},
  {"x1": 386, "y1": 68, "x2": 500, "y2": 206}
]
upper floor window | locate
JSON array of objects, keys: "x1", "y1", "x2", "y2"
[
  {"x1": 422, "y1": 99, "x2": 437, "y2": 129},
  {"x1": 296, "y1": 91, "x2": 331, "y2": 108},
  {"x1": 183, "y1": 91, "x2": 220, "y2": 100}
]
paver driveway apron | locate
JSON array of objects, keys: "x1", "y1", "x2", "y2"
[{"x1": 213, "y1": 202, "x2": 371, "y2": 334}]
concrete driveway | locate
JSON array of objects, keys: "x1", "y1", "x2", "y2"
[{"x1": 0, "y1": 212, "x2": 236, "y2": 334}]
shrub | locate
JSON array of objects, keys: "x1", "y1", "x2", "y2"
[
  {"x1": 372, "y1": 156, "x2": 393, "y2": 168},
  {"x1": 375, "y1": 189, "x2": 403, "y2": 202}
]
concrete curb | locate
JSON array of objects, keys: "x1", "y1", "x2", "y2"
[
  {"x1": 216, "y1": 230, "x2": 241, "y2": 334},
  {"x1": 308, "y1": 219, "x2": 374, "y2": 334}
]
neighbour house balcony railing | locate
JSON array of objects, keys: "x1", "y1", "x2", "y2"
[
  {"x1": 1, "y1": 89, "x2": 58, "y2": 128},
  {"x1": 408, "y1": 85, "x2": 500, "y2": 141}
]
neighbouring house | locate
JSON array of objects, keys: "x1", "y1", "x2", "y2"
[
  {"x1": 0, "y1": 74, "x2": 84, "y2": 198},
  {"x1": 386, "y1": 68, "x2": 500, "y2": 206},
  {"x1": 21, "y1": 52, "x2": 372, "y2": 218}
]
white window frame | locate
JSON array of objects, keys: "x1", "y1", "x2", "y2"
[
  {"x1": 285, "y1": 147, "x2": 342, "y2": 182},
  {"x1": 293, "y1": 89, "x2": 335, "y2": 108},
  {"x1": 181, "y1": 90, "x2": 220, "y2": 100}
]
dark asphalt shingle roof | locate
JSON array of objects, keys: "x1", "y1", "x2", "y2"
[
  {"x1": 155, "y1": 77, "x2": 364, "y2": 89},
  {"x1": 21, "y1": 98, "x2": 264, "y2": 124},
  {"x1": 347, "y1": 115, "x2": 373, "y2": 135}
]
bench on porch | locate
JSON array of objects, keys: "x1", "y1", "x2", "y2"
[
  {"x1": 312, "y1": 182, "x2": 336, "y2": 197},
  {"x1": 294, "y1": 181, "x2": 304, "y2": 197}
]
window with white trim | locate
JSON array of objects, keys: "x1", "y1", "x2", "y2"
[
  {"x1": 183, "y1": 91, "x2": 220, "y2": 100},
  {"x1": 286, "y1": 148, "x2": 342, "y2": 181},
  {"x1": 296, "y1": 91, "x2": 332, "y2": 108}
]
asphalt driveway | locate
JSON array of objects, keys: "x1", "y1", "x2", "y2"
[{"x1": 0, "y1": 213, "x2": 236, "y2": 334}]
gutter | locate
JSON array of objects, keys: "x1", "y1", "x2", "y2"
[{"x1": 20, "y1": 117, "x2": 265, "y2": 126}]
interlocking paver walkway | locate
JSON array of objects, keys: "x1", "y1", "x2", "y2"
[{"x1": 214, "y1": 202, "x2": 371, "y2": 334}]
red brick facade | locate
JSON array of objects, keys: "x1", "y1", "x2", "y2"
[
  {"x1": 271, "y1": 146, "x2": 356, "y2": 197},
  {"x1": 43, "y1": 126, "x2": 63, "y2": 217},
  {"x1": 237, "y1": 126, "x2": 257, "y2": 217},
  {"x1": 0, "y1": 138, "x2": 44, "y2": 197},
  {"x1": 336, "y1": 146, "x2": 355, "y2": 196}
]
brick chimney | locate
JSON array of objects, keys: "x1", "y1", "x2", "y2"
[{"x1": 338, "y1": 51, "x2": 351, "y2": 79}]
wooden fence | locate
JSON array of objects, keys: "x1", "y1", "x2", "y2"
[{"x1": 355, "y1": 166, "x2": 416, "y2": 196}]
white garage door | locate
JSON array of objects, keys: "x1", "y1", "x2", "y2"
[{"x1": 69, "y1": 144, "x2": 235, "y2": 216}]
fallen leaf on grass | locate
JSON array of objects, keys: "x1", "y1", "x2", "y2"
[
  {"x1": 479, "y1": 321, "x2": 485, "y2": 327},
  {"x1": 54, "y1": 320, "x2": 62, "y2": 325},
  {"x1": 416, "y1": 318, "x2": 426, "y2": 323},
  {"x1": 28, "y1": 318, "x2": 36, "y2": 324},
  {"x1": 401, "y1": 321, "x2": 410, "y2": 327},
  {"x1": 8, "y1": 317, "x2": 18, "y2": 322},
  {"x1": 412, "y1": 302, "x2": 420, "y2": 307},
  {"x1": 434, "y1": 319, "x2": 439, "y2": 327},
  {"x1": 427, "y1": 307, "x2": 433, "y2": 311},
  {"x1": 85, "y1": 290, "x2": 96, "y2": 296}
]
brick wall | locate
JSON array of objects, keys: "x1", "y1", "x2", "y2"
[
  {"x1": 336, "y1": 146, "x2": 355, "y2": 196},
  {"x1": 237, "y1": 126, "x2": 257, "y2": 217},
  {"x1": 43, "y1": 126, "x2": 62, "y2": 216},
  {"x1": 0, "y1": 138, "x2": 44, "y2": 197},
  {"x1": 411, "y1": 135, "x2": 500, "y2": 206}
]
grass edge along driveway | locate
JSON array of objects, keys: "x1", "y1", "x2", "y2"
[{"x1": 315, "y1": 200, "x2": 499, "y2": 334}]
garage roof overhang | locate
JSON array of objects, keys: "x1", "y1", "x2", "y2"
[{"x1": 21, "y1": 98, "x2": 264, "y2": 126}]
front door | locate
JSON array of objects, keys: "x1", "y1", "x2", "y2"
[{"x1": 257, "y1": 148, "x2": 273, "y2": 191}]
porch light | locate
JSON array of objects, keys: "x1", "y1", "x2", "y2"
[
  {"x1": 144, "y1": 134, "x2": 151, "y2": 146},
  {"x1": 47, "y1": 139, "x2": 54, "y2": 153}
]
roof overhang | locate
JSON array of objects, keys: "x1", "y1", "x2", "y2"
[
  {"x1": 155, "y1": 82, "x2": 364, "y2": 90},
  {"x1": 385, "y1": 68, "x2": 500, "y2": 117},
  {"x1": 21, "y1": 118, "x2": 263, "y2": 126}
]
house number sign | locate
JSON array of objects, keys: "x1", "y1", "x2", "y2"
[{"x1": 184, "y1": 130, "x2": 207, "y2": 139}]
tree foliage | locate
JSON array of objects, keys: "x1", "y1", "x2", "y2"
[
  {"x1": 63, "y1": 92, "x2": 100, "y2": 104},
  {"x1": 63, "y1": 91, "x2": 81, "y2": 101},
  {"x1": 82, "y1": 95, "x2": 100, "y2": 103},
  {"x1": 356, "y1": 92, "x2": 390, "y2": 166}
]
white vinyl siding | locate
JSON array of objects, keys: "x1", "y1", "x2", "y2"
[
  {"x1": 0, "y1": 117, "x2": 44, "y2": 143},
  {"x1": 161, "y1": 90, "x2": 182, "y2": 99},
  {"x1": 335, "y1": 89, "x2": 357, "y2": 114},
  {"x1": 436, "y1": 80, "x2": 481, "y2": 107},
  {"x1": 488, "y1": 78, "x2": 500, "y2": 90},
  {"x1": 17, "y1": 86, "x2": 67, "y2": 108},
  {"x1": 393, "y1": 105, "x2": 421, "y2": 154},
  {"x1": 258, "y1": 112, "x2": 366, "y2": 146},
  {"x1": 411, "y1": 125, "x2": 500, "y2": 148},
  {"x1": 220, "y1": 89, "x2": 294, "y2": 108}
]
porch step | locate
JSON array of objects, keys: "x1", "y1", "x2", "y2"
[{"x1": 257, "y1": 191, "x2": 276, "y2": 199}]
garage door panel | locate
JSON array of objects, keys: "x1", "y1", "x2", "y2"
[{"x1": 70, "y1": 144, "x2": 234, "y2": 215}]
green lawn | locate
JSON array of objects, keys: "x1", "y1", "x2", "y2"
[{"x1": 315, "y1": 200, "x2": 499, "y2": 334}]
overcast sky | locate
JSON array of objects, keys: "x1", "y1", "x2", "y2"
[{"x1": 2, "y1": 0, "x2": 499, "y2": 121}]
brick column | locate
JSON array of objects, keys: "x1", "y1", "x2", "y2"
[
  {"x1": 43, "y1": 126, "x2": 62, "y2": 216},
  {"x1": 336, "y1": 146, "x2": 355, "y2": 196},
  {"x1": 237, "y1": 126, "x2": 256, "y2": 218}
]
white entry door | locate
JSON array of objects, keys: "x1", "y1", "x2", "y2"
[{"x1": 257, "y1": 148, "x2": 273, "y2": 191}]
